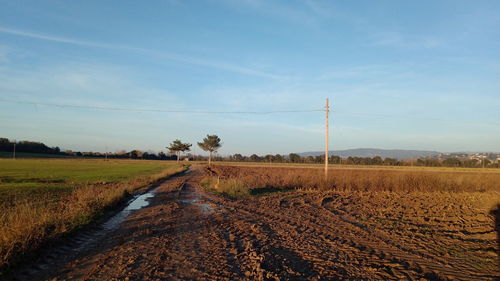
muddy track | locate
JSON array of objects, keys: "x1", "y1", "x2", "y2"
[{"x1": 5, "y1": 166, "x2": 498, "y2": 280}]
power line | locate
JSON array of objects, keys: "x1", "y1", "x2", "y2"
[
  {"x1": 0, "y1": 98, "x2": 324, "y2": 114},
  {"x1": 1, "y1": 98, "x2": 498, "y2": 127}
]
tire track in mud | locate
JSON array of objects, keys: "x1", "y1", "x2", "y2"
[
  {"x1": 320, "y1": 204, "x2": 476, "y2": 274},
  {"x1": 306, "y1": 204, "x2": 485, "y2": 280},
  {"x1": 206, "y1": 195, "x2": 381, "y2": 279},
  {"x1": 216, "y1": 211, "x2": 319, "y2": 280},
  {"x1": 316, "y1": 195, "x2": 498, "y2": 280},
  {"x1": 213, "y1": 192, "x2": 494, "y2": 281},
  {"x1": 225, "y1": 203, "x2": 404, "y2": 280},
  {"x1": 161, "y1": 176, "x2": 238, "y2": 280},
  {"x1": 231, "y1": 205, "x2": 414, "y2": 279}
]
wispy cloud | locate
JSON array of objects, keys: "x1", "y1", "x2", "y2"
[
  {"x1": 370, "y1": 31, "x2": 445, "y2": 49},
  {"x1": 0, "y1": 26, "x2": 288, "y2": 80},
  {"x1": 0, "y1": 27, "x2": 114, "y2": 48},
  {"x1": 137, "y1": 49, "x2": 289, "y2": 80},
  {"x1": 0, "y1": 61, "x2": 182, "y2": 108}
]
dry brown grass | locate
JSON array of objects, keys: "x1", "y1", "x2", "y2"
[
  {"x1": 210, "y1": 165, "x2": 500, "y2": 193},
  {"x1": 0, "y1": 164, "x2": 185, "y2": 270}
]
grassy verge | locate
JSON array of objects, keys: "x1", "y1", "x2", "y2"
[
  {"x1": 200, "y1": 176, "x2": 252, "y2": 198},
  {"x1": 213, "y1": 162, "x2": 500, "y2": 173},
  {"x1": 200, "y1": 167, "x2": 290, "y2": 199},
  {"x1": 201, "y1": 164, "x2": 500, "y2": 202},
  {"x1": 0, "y1": 159, "x2": 185, "y2": 270},
  {"x1": 210, "y1": 165, "x2": 500, "y2": 192}
]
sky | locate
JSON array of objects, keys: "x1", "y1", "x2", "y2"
[{"x1": 0, "y1": 0, "x2": 499, "y2": 155}]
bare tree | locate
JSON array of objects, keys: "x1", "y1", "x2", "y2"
[{"x1": 197, "y1": 134, "x2": 221, "y2": 166}]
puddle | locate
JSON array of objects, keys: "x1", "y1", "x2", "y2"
[
  {"x1": 75, "y1": 169, "x2": 191, "y2": 245},
  {"x1": 179, "y1": 197, "x2": 214, "y2": 213},
  {"x1": 197, "y1": 203, "x2": 213, "y2": 213},
  {"x1": 103, "y1": 168, "x2": 190, "y2": 229},
  {"x1": 177, "y1": 180, "x2": 215, "y2": 214},
  {"x1": 103, "y1": 190, "x2": 157, "y2": 230}
]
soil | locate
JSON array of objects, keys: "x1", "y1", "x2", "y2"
[{"x1": 6, "y1": 166, "x2": 499, "y2": 280}]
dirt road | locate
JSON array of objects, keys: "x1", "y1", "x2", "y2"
[{"x1": 9, "y1": 166, "x2": 498, "y2": 280}]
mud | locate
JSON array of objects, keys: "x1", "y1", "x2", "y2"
[{"x1": 6, "y1": 166, "x2": 499, "y2": 280}]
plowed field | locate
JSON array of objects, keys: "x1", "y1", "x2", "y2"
[{"x1": 8, "y1": 166, "x2": 499, "y2": 280}]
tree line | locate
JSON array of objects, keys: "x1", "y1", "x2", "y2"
[
  {"x1": 0, "y1": 137, "x2": 177, "y2": 160},
  {"x1": 220, "y1": 153, "x2": 499, "y2": 168},
  {"x1": 0, "y1": 138, "x2": 62, "y2": 155},
  {"x1": 0, "y1": 136, "x2": 223, "y2": 163},
  {"x1": 1, "y1": 137, "x2": 498, "y2": 168}
]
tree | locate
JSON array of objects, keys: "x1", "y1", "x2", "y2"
[
  {"x1": 232, "y1": 153, "x2": 244, "y2": 162},
  {"x1": 289, "y1": 153, "x2": 301, "y2": 163},
  {"x1": 129, "y1": 150, "x2": 143, "y2": 159},
  {"x1": 250, "y1": 154, "x2": 261, "y2": 162},
  {"x1": 274, "y1": 154, "x2": 284, "y2": 163},
  {"x1": 167, "y1": 139, "x2": 192, "y2": 163},
  {"x1": 305, "y1": 156, "x2": 315, "y2": 163},
  {"x1": 314, "y1": 155, "x2": 323, "y2": 163},
  {"x1": 443, "y1": 157, "x2": 461, "y2": 167},
  {"x1": 372, "y1": 156, "x2": 383, "y2": 165},
  {"x1": 383, "y1": 157, "x2": 399, "y2": 166},
  {"x1": 197, "y1": 134, "x2": 222, "y2": 166},
  {"x1": 330, "y1": 155, "x2": 341, "y2": 164},
  {"x1": 264, "y1": 154, "x2": 275, "y2": 163}
]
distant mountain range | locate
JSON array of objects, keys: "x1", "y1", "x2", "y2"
[{"x1": 298, "y1": 148, "x2": 440, "y2": 159}]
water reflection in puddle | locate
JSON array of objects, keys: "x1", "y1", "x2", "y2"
[
  {"x1": 179, "y1": 198, "x2": 214, "y2": 214},
  {"x1": 198, "y1": 203, "x2": 213, "y2": 213},
  {"x1": 104, "y1": 168, "x2": 191, "y2": 229},
  {"x1": 103, "y1": 190, "x2": 157, "y2": 230}
]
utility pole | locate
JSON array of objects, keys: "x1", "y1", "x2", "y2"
[
  {"x1": 325, "y1": 98, "x2": 329, "y2": 180},
  {"x1": 12, "y1": 140, "x2": 16, "y2": 159}
]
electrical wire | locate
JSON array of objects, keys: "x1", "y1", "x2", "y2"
[
  {"x1": 0, "y1": 98, "x2": 324, "y2": 114},
  {"x1": 1, "y1": 98, "x2": 498, "y2": 127}
]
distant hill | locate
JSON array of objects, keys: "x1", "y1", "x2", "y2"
[{"x1": 298, "y1": 148, "x2": 440, "y2": 159}]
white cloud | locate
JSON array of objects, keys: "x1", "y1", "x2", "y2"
[
  {"x1": 0, "y1": 61, "x2": 182, "y2": 107},
  {"x1": 0, "y1": 27, "x2": 114, "y2": 48},
  {"x1": 0, "y1": 26, "x2": 288, "y2": 80}
]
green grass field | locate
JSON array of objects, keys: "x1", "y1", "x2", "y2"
[
  {"x1": 0, "y1": 159, "x2": 184, "y2": 270},
  {"x1": 0, "y1": 159, "x2": 181, "y2": 206}
]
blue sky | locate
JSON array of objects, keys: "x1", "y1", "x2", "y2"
[{"x1": 1, "y1": 0, "x2": 499, "y2": 155}]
